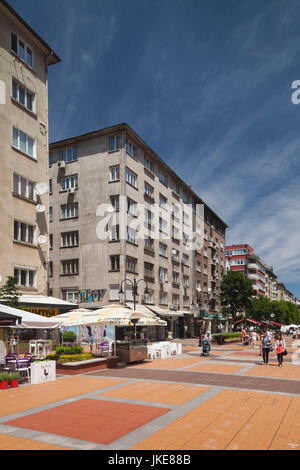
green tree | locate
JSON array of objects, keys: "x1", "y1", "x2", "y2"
[
  {"x1": 0, "y1": 276, "x2": 21, "y2": 309},
  {"x1": 220, "y1": 271, "x2": 256, "y2": 325},
  {"x1": 247, "y1": 295, "x2": 273, "y2": 322}
]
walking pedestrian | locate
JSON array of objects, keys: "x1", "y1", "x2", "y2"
[
  {"x1": 261, "y1": 333, "x2": 272, "y2": 364},
  {"x1": 204, "y1": 331, "x2": 212, "y2": 351},
  {"x1": 251, "y1": 331, "x2": 257, "y2": 347},
  {"x1": 275, "y1": 333, "x2": 286, "y2": 367},
  {"x1": 89, "y1": 334, "x2": 94, "y2": 352}
]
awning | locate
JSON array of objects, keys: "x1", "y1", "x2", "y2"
[
  {"x1": 0, "y1": 304, "x2": 62, "y2": 329},
  {"x1": 233, "y1": 318, "x2": 264, "y2": 326},
  {"x1": 147, "y1": 306, "x2": 184, "y2": 317},
  {"x1": 19, "y1": 295, "x2": 77, "y2": 307}
]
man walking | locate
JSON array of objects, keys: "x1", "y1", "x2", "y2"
[{"x1": 261, "y1": 333, "x2": 272, "y2": 365}]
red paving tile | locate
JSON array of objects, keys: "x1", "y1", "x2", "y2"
[{"x1": 4, "y1": 399, "x2": 170, "y2": 445}]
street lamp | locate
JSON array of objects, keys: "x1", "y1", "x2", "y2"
[{"x1": 119, "y1": 277, "x2": 150, "y2": 311}]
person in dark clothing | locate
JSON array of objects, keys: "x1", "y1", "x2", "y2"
[{"x1": 261, "y1": 333, "x2": 272, "y2": 364}]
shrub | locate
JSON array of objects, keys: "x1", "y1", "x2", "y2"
[
  {"x1": 62, "y1": 331, "x2": 77, "y2": 343},
  {"x1": 55, "y1": 345, "x2": 83, "y2": 356},
  {"x1": 212, "y1": 333, "x2": 241, "y2": 340},
  {"x1": 0, "y1": 371, "x2": 11, "y2": 382},
  {"x1": 9, "y1": 372, "x2": 19, "y2": 380},
  {"x1": 57, "y1": 354, "x2": 93, "y2": 363}
]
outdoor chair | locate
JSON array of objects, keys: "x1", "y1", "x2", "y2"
[
  {"x1": 97, "y1": 342, "x2": 110, "y2": 355},
  {"x1": 16, "y1": 358, "x2": 30, "y2": 383}
]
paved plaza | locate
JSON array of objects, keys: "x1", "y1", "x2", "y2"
[{"x1": 0, "y1": 338, "x2": 299, "y2": 451}]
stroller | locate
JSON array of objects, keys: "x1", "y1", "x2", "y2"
[{"x1": 201, "y1": 339, "x2": 210, "y2": 356}]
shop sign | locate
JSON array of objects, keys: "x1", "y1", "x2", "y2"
[
  {"x1": 20, "y1": 307, "x2": 59, "y2": 318},
  {"x1": 0, "y1": 318, "x2": 17, "y2": 326},
  {"x1": 79, "y1": 289, "x2": 106, "y2": 303}
]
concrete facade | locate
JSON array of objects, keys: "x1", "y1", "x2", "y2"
[
  {"x1": 0, "y1": 1, "x2": 60, "y2": 295},
  {"x1": 49, "y1": 124, "x2": 227, "y2": 336}
]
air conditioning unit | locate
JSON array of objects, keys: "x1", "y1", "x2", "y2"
[
  {"x1": 57, "y1": 160, "x2": 66, "y2": 169},
  {"x1": 68, "y1": 187, "x2": 76, "y2": 193}
]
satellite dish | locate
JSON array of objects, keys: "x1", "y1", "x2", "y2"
[
  {"x1": 35, "y1": 183, "x2": 48, "y2": 195},
  {"x1": 36, "y1": 204, "x2": 46, "y2": 213},
  {"x1": 37, "y1": 235, "x2": 47, "y2": 244}
]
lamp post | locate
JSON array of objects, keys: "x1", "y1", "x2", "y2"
[{"x1": 119, "y1": 277, "x2": 150, "y2": 311}]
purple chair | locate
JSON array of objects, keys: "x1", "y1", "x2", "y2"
[{"x1": 16, "y1": 358, "x2": 30, "y2": 382}]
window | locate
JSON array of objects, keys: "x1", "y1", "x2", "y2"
[
  {"x1": 144, "y1": 262, "x2": 154, "y2": 277},
  {"x1": 127, "y1": 198, "x2": 137, "y2": 216},
  {"x1": 144, "y1": 209, "x2": 153, "y2": 228},
  {"x1": 126, "y1": 256, "x2": 137, "y2": 273},
  {"x1": 49, "y1": 261, "x2": 53, "y2": 277},
  {"x1": 172, "y1": 225, "x2": 180, "y2": 240},
  {"x1": 127, "y1": 226, "x2": 137, "y2": 244},
  {"x1": 11, "y1": 33, "x2": 34, "y2": 67},
  {"x1": 144, "y1": 155, "x2": 154, "y2": 172},
  {"x1": 196, "y1": 280, "x2": 201, "y2": 291},
  {"x1": 49, "y1": 207, "x2": 53, "y2": 222},
  {"x1": 109, "y1": 284, "x2": 120, "y2": 301},
  {"x1": 159, "y1": 267, "x2": 167, "y2": 282},
  {"x1": 144, "y1": 182, "x2": 154, "y2": 199},
  {"x1": 60, "y1": 175, "x2": 78, "y2": 191},
  {"x1": 159, "y1": 217, "x2": 168, "y2": 234},
  {"x1": 61, "y1": 259, "x2": 79, "y2": 275},
  {"x1": 126, "y1": 168, "x2": 137, "y2": 188},
  {"x1": 183, "y1": 275, "x2": 189, "y2": 287},
  {"x1": 110, "y1": 255, "x2": 120, "y2": 271},
  {"x1": 126, "y1": 138, "x2": 136, "y2": 158},
  {"x1": 143, "y1": 289, "x2": 154, "y2": 304},
  {"x1": 61, "y1": 203, "x2": 78, "y2": 219},
  {"x1": 13, "y1": 173, "x2": 36, "y2": 200},
  {"x1": 109, "y1": 165, "x2": 120, "y2": 182},
  {"x1": 183, "y1": 212, "x2": 190, "y2": 226},
  {"x1": 49, "y1": 179, "x2": 52, "y2": 195},
  {"x1": 172, "y1": 294, "x2": 179, "y2": 307},
  {"x1": 172, "y1": 271, "x2": 179, "y2": 283},
  {"x1": 61, "y1": 231, "x2": 79, "y2": 247},
  {"x1": 182, "y1": 191, "x2": 189, "y2": 204},
  {"x1": 144, "y1": 238, "x2": 154, "y2": 251},
  {"x1": 182, "y1": 253, "x2": 189, "y2": 266},
  {"x1": 12, "y1": 79, "x2": 34, "y2": 112},
  {"x1": 172, "y1": 248, "x2": 179, "y2": 261},
  {"x1": 13, "y1": 220, "x2": 35, "y2": 245},
  {"x1": 12, "y1": 127, "x2": 35, "y2": 159},
  {"x1": 183, "y1": 296, "x2": 190, "y2": 308},
  {"x1": 171, "y1": 181, "x2": 179, "y2": 194},
  {"x1": 159, "y1": 291, "x2": 168, "y2": 305},
  {"x1": 60, "y1": 147, "x2": 78, "y2": 162},
  {"x1": 49, "y1": 153, "x2": 52, "y2": 168},
  {"x1": 159, "y1": 243, "x2": 167, "y2": 257},
  {"x1": 62, "y1": 290, "x2": 79, "y2": 303},
  {"x1": 159, "y1": 170, "x2": 167, "y2": 186},
  {"x1": 196, "y1": 261, "x2": 201, "y2": 272},
  {"x1": 14, "y1": 266, "x2": 36, "y2": 287},
  {"x1": 159, "y1": 194, "x2": 167, "y2": 209},
  {"x1": 110, "y1": 225, "x2": 120, "y2": 241},
  {"x1": 110, "y1": 195, "x2": 119, "y2": 212},
  {"x1": 49, "y1": 234, "x2": 53, "y2": 250},
  {"x1": 183, "y1": 232, "x2": 189, "y2": 246},
  {"x1": 109, "y1": 135, "x2": 120, "y2": 152}
]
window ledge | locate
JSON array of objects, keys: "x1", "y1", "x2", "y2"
[
  {"x1": 60, "y1": 245, "x2": 79, "y2": 249},
  {"x1": 11, "y1": 50, "x2": 36, "y2": 75},
  {"x1": 13, "y1": 240, "x2": 38, "y2": 249},
  {"x1": 109, "y1": 179, "x2": 120, "y2": 184},
  {"x1": 59, "y1": 217, "x2": 79, "y2": 221},
  {"x1": 60, "y1": 273, "x2": 79, "y2": 277},
  {"x1": 12, "y1": 192, "x2": 37, "y2": 205},
  {"x1": 11, "y1": 146, "x2": 37, "y2": 162},
  {"x1": 11, "y1": 97, "x2": 37, "y2": 119}
]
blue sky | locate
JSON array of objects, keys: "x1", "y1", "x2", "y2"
[{"x1": 9, "y1": 0, "x2": 300, "y2": 298}]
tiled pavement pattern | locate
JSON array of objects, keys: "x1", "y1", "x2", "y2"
[{"x1": 0, "y1": 337, "x2": 299, "y2": 450}]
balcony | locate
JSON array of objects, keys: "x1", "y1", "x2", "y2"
[
  {"x1": 248, "y1": 273, "x2": 259, "y2": 281},
  {"x1": 247, "y1": 263, "x2": 259, "y2": 270}
]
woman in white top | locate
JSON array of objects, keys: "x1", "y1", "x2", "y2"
[{"x1": 275, "y1": 333, "x2": 286, "y2": 367}]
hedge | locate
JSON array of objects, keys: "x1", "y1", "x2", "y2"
[
  {"x1": 212, "y1": 333, "x2": 241, "y2": 340},
  {"x1": 57, "y1": 354, "x2": 93, "y2": 363},
  {"x1": 55, "y1": 345, "x2": 83, "y2": 356}
]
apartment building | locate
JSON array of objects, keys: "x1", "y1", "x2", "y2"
[
  {"x1": 49, "y1": 123, "x2": 227, "y2": 337},
  {"x1": 0, "y1": 1, "x2": 60, "y2": 295},
  {"x1": 225, "y1": 244, "x2": 273, "y2": 297}
]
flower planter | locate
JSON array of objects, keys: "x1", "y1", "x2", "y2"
[
  {"x1": 10, "y1": 379, "x2": 18, "y2": 388},
  {"x1": 0, "y1": 381, "x2": 8, "y2": 390}
]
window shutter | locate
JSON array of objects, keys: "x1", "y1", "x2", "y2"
[{"x1": 11, "y1": 33, "x2": 17, "y2": 53}]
